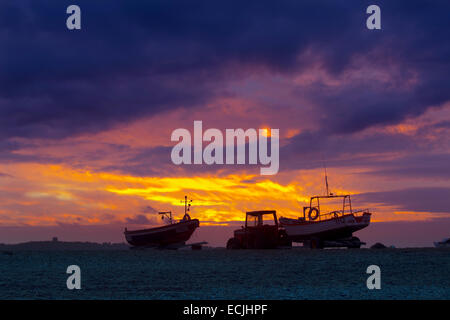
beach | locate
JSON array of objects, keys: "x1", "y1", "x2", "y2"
[{"x1": 0, "y1": 248, "x2": 448, "y2": 299}]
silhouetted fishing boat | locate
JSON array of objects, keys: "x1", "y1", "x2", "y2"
[
  {"x1": 434, "y1": 238, "x2": 450, "y2": 248},
  {"x1": 279, "y1": 194, "x2": 371, "y2": 248},
  {"x1": 279, "y1": 167, "x2": 371, "y2": 248},
  {"x1": 124, "y1": 196, "x2": 199, "y2": 248}
]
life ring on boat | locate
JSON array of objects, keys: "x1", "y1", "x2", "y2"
[{"x1": 308, "y1": 208, "x2": 319, "y2": 221}]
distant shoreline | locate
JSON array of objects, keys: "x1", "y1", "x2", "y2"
[
  {"x1": 0, "y1": 240, "x2": 441, "y2": 252},
  {"x1": 0, "y1": 240, "x2": 130, "y2": 251}
]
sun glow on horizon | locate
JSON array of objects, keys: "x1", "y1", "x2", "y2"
[{"x1": 0, "y1": 162, "x2": 445, "y2": 227}]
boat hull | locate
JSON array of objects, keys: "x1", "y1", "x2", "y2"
[
  {"x1": 124, "y1": 219, "x2": 199, "y2": 247},
  {"x1": 280, "y1": 213, "x2": 371, "y2": 242},
  {"x1": 434, "y1": 242, "x2": 450, "y2": 248}
]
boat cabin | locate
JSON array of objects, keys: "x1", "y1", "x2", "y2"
[{"x1": 302, "y1": 194, "x2": 364, "y2": 222}]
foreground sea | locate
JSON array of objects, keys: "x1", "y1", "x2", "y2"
[{"x1": 0, "y1": 248, "x2": 448, "y2": 299}]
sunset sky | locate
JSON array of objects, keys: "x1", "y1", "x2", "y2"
[{"x1": 1, "y1": 1, "x2": 449, "y2": 247}]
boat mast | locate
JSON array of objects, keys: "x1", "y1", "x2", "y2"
[
  {"x1": 182, "y1": 195, "x2": 193, "y2": 219},
  {"x1": 323, "y1": 161, "x2": 330, "y2": 196}
]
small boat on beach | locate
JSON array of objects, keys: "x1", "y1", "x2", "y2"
[
  {"x1": 434, "y1": 238, "x2": 450, "y2": 248},
  {"x1": 124, "y1": 196, "x2": 199, "y2": 248},
  {"x1": 279, "y1": 194, "x2": 371, "y2": 248},
  {"x1": 279, "y1": 166, "x2": 372, "y2": 249}
]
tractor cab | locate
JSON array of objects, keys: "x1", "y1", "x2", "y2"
[
  {"x1": 227, "y1": 210, "x2": 291, "y2": 249},
  {"x1": 246, "y1": 210, "x2": 278, "y2": 229}
]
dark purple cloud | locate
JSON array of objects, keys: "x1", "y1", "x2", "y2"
[
  {"x1": 1, "y1": 0, "x2": 450, "y2": 140},
  {"x1": 355, "y1": 187, "x2": 450, "y2": 213},
  {"x1": 0, "y1": 172, "x2": 13, "y2": 178},
  {"x1": 87, "y1": 125, "x2": 449, "y2": 177},
  {"x1": 362, "y1": 153, "x2": 450, "y2": 180},
  {"x1": 125, "y1": 214, "x2": 151, "y2": 225},
  {"x1": 141, "y1": 205, "x2": 158, "y2": 214},
  {"x1": 280, "y1": 129, "x2": 417, "y2": 171}
]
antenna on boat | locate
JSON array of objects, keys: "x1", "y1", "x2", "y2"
[
  {"x1": 322, "y1": 157, "x2": 330, "y2": 196},
  {"x1": 181, "y1": 196, "x2": 193, "y2": 220},
  {"x1": 183, "y1": 195, "x2": 192, "y2": 214}
]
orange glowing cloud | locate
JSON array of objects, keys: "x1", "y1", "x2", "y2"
[{"x1": 0, "y1": 163, "x2": 366, "y2": 227}]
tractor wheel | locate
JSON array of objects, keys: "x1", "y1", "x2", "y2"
[
  {"x1": 348, "y1": 237, "x2": 361, "y2": 249},
  {"x1": 226, "y1": 237, "x2": 241, "y2": 250},
  {"x1": 278, "y1": 230, "x2": 292, "y2": 248}
]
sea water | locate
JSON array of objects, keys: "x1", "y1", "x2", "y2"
[{"x1": 0, "y1": 248, "x2": 448, "y2": 299}]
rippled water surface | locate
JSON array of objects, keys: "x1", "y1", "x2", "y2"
[{"x1": 0, "y1": 248, "x2": 448, "y2": 299}]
